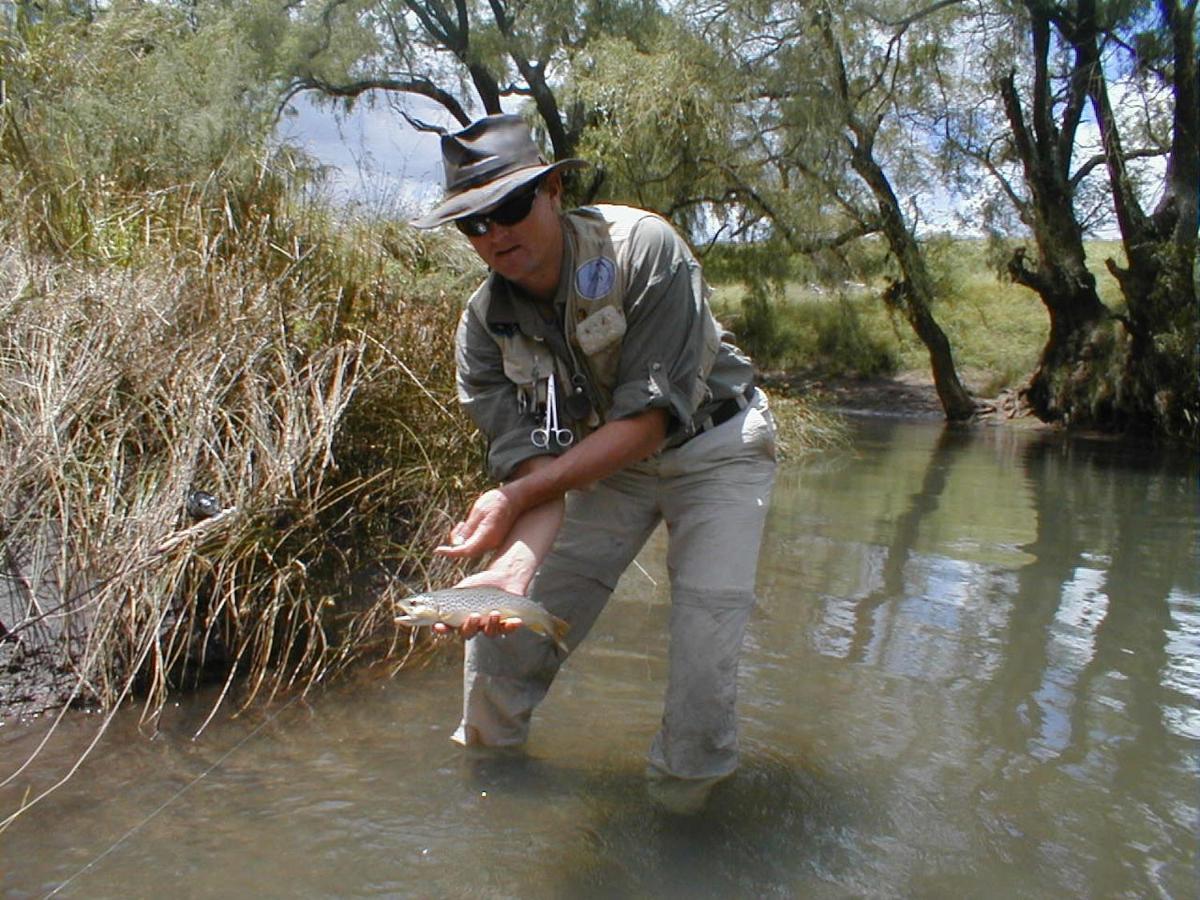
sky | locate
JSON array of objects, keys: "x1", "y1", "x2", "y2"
[
  {"x1": 275, "y1": 93, "x2": 452, "y2": 219},
  {"x1": 276, "y1": 87, "x2": 1157, "y2": 240}
]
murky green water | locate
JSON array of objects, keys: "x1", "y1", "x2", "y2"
[{"x1": 2, "y1": 418, "x2": 1197, "y2": 898}]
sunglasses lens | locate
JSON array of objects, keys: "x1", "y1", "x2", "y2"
[
  {"x1": 453, "y1": 180, "x2": 542, "y2": 237},
  {"x1": 489, "y1": 186, "x2": 539, "y2": 225},
  {"x1": 455, "y1": 216, "x2": 489, "y2": 237}
]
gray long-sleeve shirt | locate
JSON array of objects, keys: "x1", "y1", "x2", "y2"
[{"x1": 455, "y1": 205, "x2": 755, "y2": 481}]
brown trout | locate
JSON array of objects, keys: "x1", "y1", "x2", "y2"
[{"x1": 394, "y1": 586, "x2": 569, "y2": 652}]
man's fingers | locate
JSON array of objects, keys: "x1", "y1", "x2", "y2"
[
  {"x1": 435, "y1": 518, "x2": 496, "y2": 558},
  {"x1": 479, "y1": 611, "x2": 502, "y2": 637},
  {"x1": 460, "y1": 613, "x2": 483, "y2": 638},
  {"x1": 430, "y1": 614, "x2": 523, "y2": 638},
  {"x1": 480, "y1": 614, "x2": 523, "y2": 637},
  {"x1": 434, "y1": 521, "x2": 470, "y2": 556}
]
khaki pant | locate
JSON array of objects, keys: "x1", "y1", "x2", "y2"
[{"x1": 453, "y1": 391, "x2": 777, "y2": 784}]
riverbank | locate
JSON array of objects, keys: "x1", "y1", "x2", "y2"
[
  {"x1": 0, "y1": 645, "x2": 79, "y2": 723},
  {"x1": 762, "y1": 368, "x2": 1034, "y2": 423},
  {"x1": 0, "y1": 370, "x2": 1035, "y2": 726}
]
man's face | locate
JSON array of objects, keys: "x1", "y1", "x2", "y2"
[{"x1": 465, "y1": 176, "x2": 564, "y2": 299}]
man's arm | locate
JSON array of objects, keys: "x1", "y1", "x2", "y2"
[
  {"x1": 437, "y1": 407, "x2": 668, "y2": 561},
  {"x1": 450, "y1": 456, "x2": 564, "y2": 592},
  {"x1": 432, "y1": 456, "x2": 563, "y2": 639},
  {"x1": 431, "y1": 409, "x2": 666, "y2": 639}
]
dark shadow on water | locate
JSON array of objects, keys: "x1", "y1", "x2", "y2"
[{"x1": 523, "y1": 747, "x2": 882, "y2": 900}]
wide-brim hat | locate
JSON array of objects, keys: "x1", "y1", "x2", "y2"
[{"x1": 411, "y1": 114, "x2": 588, "y2": 229}]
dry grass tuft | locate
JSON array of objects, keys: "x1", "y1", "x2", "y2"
[{"x1": 0, "y1": 176, "x2": 491, "y2": 823}]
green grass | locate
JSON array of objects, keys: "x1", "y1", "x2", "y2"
[{"x1": 711, "y1": 238, "x2": 1127, "y2": 398}]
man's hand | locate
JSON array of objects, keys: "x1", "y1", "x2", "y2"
[
  {"x1": 432, "y1": 610, "x2": 523, "y2": 639},
  {"x1": 430, "y1": 571, "x2": 524, "y2": 639},
  {"x1": 435, "y1": 487, "x2": 520, "y2": 559}
]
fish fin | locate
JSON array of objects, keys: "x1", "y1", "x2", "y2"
[
  {"x1": 522, "y1": 614, "x2": 571, "y2": 654},
  {"x1": 549, "y1": 613, "x2": 570, "y2": 654}
]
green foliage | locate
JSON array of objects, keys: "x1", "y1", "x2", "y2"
[
  {"x1": 0, "y1": 0, "x2": 306, "y2": 261},
  {"x1": 3, "y1": 2, "x2": 278, "y2": 190},
  {"x1": 810, "y1": 296, "x2": 900, "y2": 378},
  {"x1": 702, "y1": 241, "x2": 793, "y2": 285},
  {"x1": 713, "y1": 280, "x2": 893, "y2": 376},
  {"x1": 711, "y1": 237, "x2": 1065, "y2": 393},
  {"x1": 918, "y1": 237, "x2": 1048, "y2": 394},
  {"x1": 567, "y1": 28, "x2": 736, "y2": 229},
  {"x1": 262, "y1": 0, "x2": 380, "y2": 91}
]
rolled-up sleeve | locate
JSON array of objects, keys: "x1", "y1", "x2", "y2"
[
  {"x1": 607, "y1": 216, "x2": 710, "y2": 436},
  {"x1": 455, "y1": 308, "x2": 564, "y2": 482}
]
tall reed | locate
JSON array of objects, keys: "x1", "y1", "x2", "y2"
[{"x1": 0, "y1": 160, "x2": 489, "y2": 813}]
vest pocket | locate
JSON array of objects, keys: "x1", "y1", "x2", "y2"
[
  {"x1": 500, "y1": 336, "x2": 555, "y2": 391},
  {"x1": 575, "y1": 305, "x2": 626, "y2": 355}
]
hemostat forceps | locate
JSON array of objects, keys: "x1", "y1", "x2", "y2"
[{"x1": 530, "y1": 372, "x2": 575, "y2": 449}]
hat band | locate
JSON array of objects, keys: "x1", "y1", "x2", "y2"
[{"x1": 449, "y1": 157, "x2": 545, "y2": 194}]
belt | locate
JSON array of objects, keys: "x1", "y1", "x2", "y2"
[{"x1": 693, "y1": 384, "x2": 756, "y2": 437}]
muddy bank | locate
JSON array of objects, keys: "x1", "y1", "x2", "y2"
[
  {"x1": 764, "y1": 370, "x2": 943, "y2": 417},
  {"x1": 0, "y1": 644, "x2": 84, "y2": 722},
  {"x1": 761, "y1": 369, "x2": 1033, "y2": 423}
]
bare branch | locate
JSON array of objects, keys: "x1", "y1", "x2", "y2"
[
  {"x1": 284, "y1": 76, "x2": 472, "y2": 126},
  {"x1": 855, "y1": 0, "x2": 967, "y2": 30},
  {"x1": 1071, "y1": 147, "x2": 1169, "y2": 188}
]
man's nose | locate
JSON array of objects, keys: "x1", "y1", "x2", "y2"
[{"x1": 486, "y1": 220, "x2": 516, "y2": 240}]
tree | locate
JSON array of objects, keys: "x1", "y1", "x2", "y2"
[
  {"x1": 1, "y1": 0, "x2": 284, "y2": 252},
  {"x1": 1097, "y1": 0, "x2": 1198, "y2": 437},
  {"x1": 675, "y1": 0, "x2": 978, "y2": 420},
  {"x1": 990, "y1": 0, "x2": 1117, "y2": 422},
  {"x1": 273, "y1": 0, "x2": 666, "y2": 179},
  {"x1": 945, "y1": 0, "x2": 1198, "y2": 436},
  {"x1": 252, "y1": 0, "x2": 1199, "y2": 436},
  {"x1": 812, "y1": 4, "x2": 977, "y2": 420}
]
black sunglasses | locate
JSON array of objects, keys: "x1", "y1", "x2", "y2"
[{"x1": 455, "y1": 178, "x2": 543, "y2": 237}]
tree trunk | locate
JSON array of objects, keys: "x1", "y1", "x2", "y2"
[
  {"x1": 1001, "y1": 0, "x2": 1199, "y2": 438},
  {"x1": 1094, "y1": 0, "x2": 1200, "y2": 438},
  {"x1": 851, "y1": 147, "x2": 978, "y2": 422},
  {"x1": 997, "y1": 6, "x2": 1113, "y2": 425},
  {"x1": 1005, "y1": 240, "x2": 1112, "y2": 424}
]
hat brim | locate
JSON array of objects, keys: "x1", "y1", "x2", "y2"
[{"x1": 410, "y1": 159, "x2": 589, "y2": 229}]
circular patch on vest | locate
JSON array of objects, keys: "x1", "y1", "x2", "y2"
[{"x1": 575, "y1": 257, "x2": 617, "y2": 301}]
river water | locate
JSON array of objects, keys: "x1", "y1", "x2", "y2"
[{"x1": 2, "y1": 418, "x2": 1197, "y2": 898}]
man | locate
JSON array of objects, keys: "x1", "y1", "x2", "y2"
[{"x1": 411, "y1": 114, "x2": 776, "y2": 812}]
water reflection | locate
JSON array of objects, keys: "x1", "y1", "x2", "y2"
[
  {"x1": 1, "y1": 419, "x2": 1195, "y2": 898},
  {"x1": 842, "y1": 426, "x2": 977, "y2": 664},
  {"x1": 755, "y1": 421, "x2": 1198, "y2": 896}
]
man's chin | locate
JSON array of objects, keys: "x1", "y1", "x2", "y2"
[{"x1": 492, "y1": 255, "x2": 530, "y2": 281}]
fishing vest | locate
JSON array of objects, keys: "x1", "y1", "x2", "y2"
[{"x1": 466, "y1": 204, "x2": 721, "y2": 435}]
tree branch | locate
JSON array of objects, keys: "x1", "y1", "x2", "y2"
[
  {"x1": 1071, "y1": 147, "x2": 1169, "y2": 188},
  {"x1": 1006, "y1": 246, "x2": 1050, "y2": 294},
  {"x1": 283, "y1": 76, "x2": 472, "y2": 127},
  {"x1": 857, "y1": 0, "x2": 966, "y2": 30}
]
